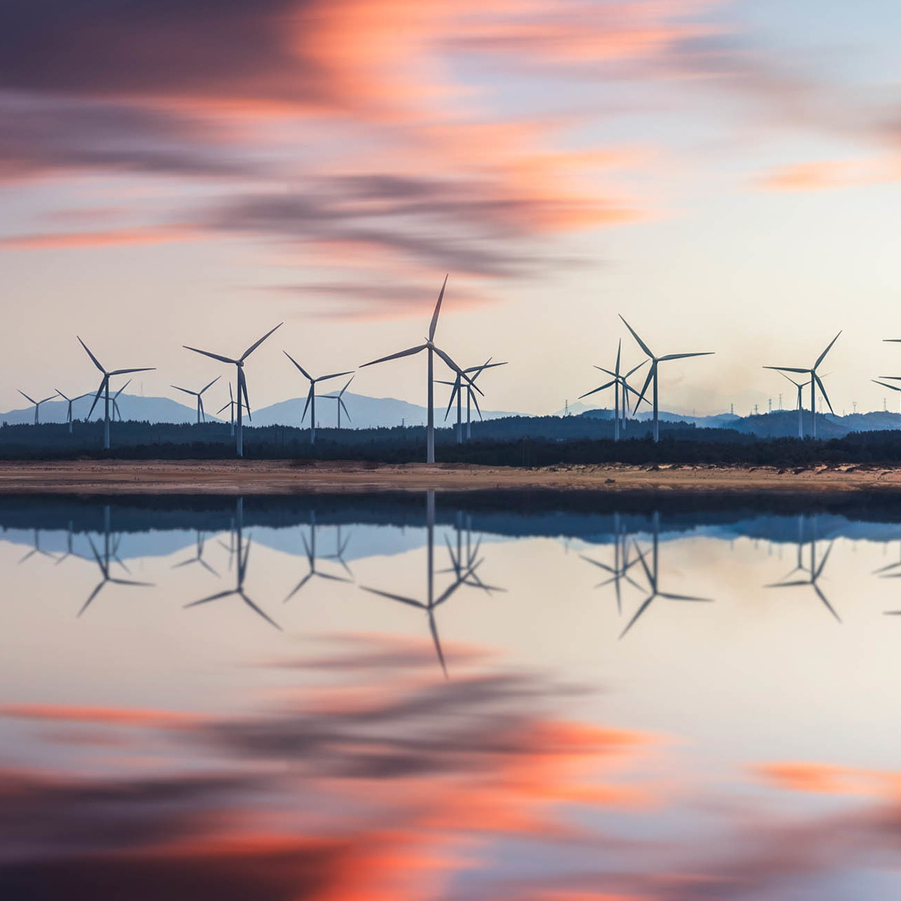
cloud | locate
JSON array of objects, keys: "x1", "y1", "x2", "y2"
[{"x1": 0, "y1": 224, "x2": 205, "y2": 250}]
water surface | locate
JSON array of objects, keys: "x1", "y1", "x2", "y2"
[{"x1": 4, "y1": 491, "x2": 901, "y2": 899}]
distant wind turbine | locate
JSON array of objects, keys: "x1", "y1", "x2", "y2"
[
  {"x1": 78, "y1": 338, "x2": 154, "y2": 450},
  {"x1": 764, "y1": 332, "x2": 841, "y2": 439},
  {"x1": 579, "y1": 340, "x2": 646, "y2": 441},
  {"x1": 18, "y1": 390, "x2": 55, "y2": 425},
  {"x1": 440, "y1": 359, "x2": 507, "y2": 443},
  {"x1": 360, "y1": 276, "x2": 480, "y2": 463},
  {"x1": 55, "y1": 389, "x2": 91, "y2": 434},
  {"x1": 171, "y1": 375, "x2": 220, "y2": 424},
  {"x1": 777, "y1": 371, "x2": 811, "y2": 439},
  {"x1": 620, "y1": 317, "x2": 713, "y2": 443},
  {"x1": 323, "y1": 376, "x2": 354, "y2": 428},
  {"x1": 283, "y1": 353, "x2": 353, "y2": 445},
  {"x1": 106, "y1": 379, "x2": 131, "y2": 422},
  {"x1": 216, "y1": 382, "x2": 246, "y2": 436},
  {"x1": 184, "y1": 323, "x2": 282, "y2": 457}
]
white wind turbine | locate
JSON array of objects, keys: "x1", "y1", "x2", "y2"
[
  {"x1": 440, "y1": 359, "x2": 507, "y2": 443},
  {"x1": 283, "y1": 354, "x2": 353, "y2": 445},
  {"x1": 777, "y1": 371, "x2": 811, "y2": 439},
  {"x1": 171, "y1": 375, "x2": 220, "y2": 424},
  {"x1": 184, "y1": 324, "x2": 282, "y2": 457},
  {"x1": 78, "y1": 338, "x2": 155, "y2": 450},
  {"x1": 360, "y1": 276, "x2": 479, "y2": 463},
  {"x1": 55, "y1": 389, "x2": 91, "y2": 434},
  {"x1": 216, "y1": 383, "x2": 246, "y2": 436},
  {"x1": 323, "y1": 376, "x2": 354, "y2": 429},
  {"x1": 579, "y1": 340, "x2": 646, "y2": 441},
  {"x1": 18, "y1": 390, "x2": 56, "y2": 425},
  {"x1": 620, "y1": 317, "x2": 713, "y2": 442},
  {"x1": 764, "y1": 332, "x2": 841, "y2": 439}
]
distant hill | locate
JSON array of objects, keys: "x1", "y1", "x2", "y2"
[
  {"x1": 0, "y1": 393, "x2": 207, "y2": 426},
  {"x1": 250, "y1": 391, "x2": 519, "y2": 429}
]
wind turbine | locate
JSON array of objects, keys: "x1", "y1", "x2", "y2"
[
  {"x1": 580, "y1": 513, "x2": 644, "y2": 613},
  {"x1": 872, "y1": 378, "x2": 901, "y2": 414},
  {"x1": 620, "y1": 317, "x2": 713, "y2": 442},
  {"x1": 620, "y1": 513, "x2": 713, "y2": 638},
  {"x1": 78, "y1": 338, "x2": 154, "y2": 450},
  {"x1": 360, "y1": 276, "x2": 480, "y2": 463},
  {"x1": 18, "y1": 390, "x2": 55, "y2": 425},
  {"x1": 172, "y1": 530, "x2": 219, "y2": 577},
  {"x1": 764, "y1": 332, "x2": 841, "y2": 439},
  {"x1": 216, "y1": 383, "x2": 247, "y2": 436},
  {"x1": 579, "y1": 340, "x2": 646, "y2": 441},
  {"x1": 283, "y1": 511, "x2": 352, "y2": 600},
  {"x1": 55, "y1": 389, "x2": 91, "y2": 434},
  {"x1": 440, "y1": 359, "x2": 507, "y2": 443},
  {"x1": 777, "y1": 371, "x2": 811, "y2": 439},
  {"x1": 767, "y1": 523, "x2": 840, "y2": 622},
  {"x1": 283, "y1": 354, "x2": 353, "y2": 445},
  {"x1": 185, "y1": 501, "x2": 280, "y2": 630},
  {"x1": 107, "y1": 379, "x2": 131, "y2": 422},
  {"x1": 184, "y1": 323, "x2": 282, "y2": 457},
  {"x1": 323, "y1": 376, "x2": 354, "y2": 429},
  {"x1": 171, "y1": 375, "x2": 220, "y2": 424},
  {"x1": 361, "y1": 492, "x2": 484, "y2": 677}
]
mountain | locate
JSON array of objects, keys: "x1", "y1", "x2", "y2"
[
  {"x1": 1, "y1": 393, "x2": 208, "y2": 426},
  {"x1": 249, "y1": 391, "x2": 519, "y2": 430}
]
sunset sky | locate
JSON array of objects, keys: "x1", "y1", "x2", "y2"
[{"x1": 5, "y1": 0, "x2": 901, "y2": 416}]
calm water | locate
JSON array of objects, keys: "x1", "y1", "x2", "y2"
[{"x1": 4, "y1": 491, "x2": 901, "y2": 899}]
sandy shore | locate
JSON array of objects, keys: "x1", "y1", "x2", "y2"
[{"x1": 0, "y1": 460, "x2": 900, "y2": 494}]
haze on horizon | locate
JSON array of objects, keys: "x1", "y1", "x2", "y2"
[{"x1": 4, "y1": 0, "x2": 901, "y2": 419}]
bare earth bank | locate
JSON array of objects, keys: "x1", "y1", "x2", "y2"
[{"x1": 0, "y1": 460, "x2": 900, "y2": 494}]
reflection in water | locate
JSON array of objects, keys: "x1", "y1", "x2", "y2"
[
  {"x1": 284, "y1": 510, "x2": 353, "y2": 601},
  {"x1": 80, "y1": 505, "x2": 154, "y2": 617},
  {"x1": 7, "y1": 493, "x2": 901, "y2": 896},
  {"x1": 767, "y1": 517, "x2": 840, "y2": 622}
]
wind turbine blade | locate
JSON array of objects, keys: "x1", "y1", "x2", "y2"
[
  {"x1": 216, "y1": 402, "x2": 230, "y2": 414},
  {"x1": 814, "y1": 541, "x2": 834, "y2": 580},
  {"x1": 579, "y1": 380, "x2": 615, "y2": 400},
  {"x1": 78, "y1": 582, "x2": 105, "y2": 617},
  {"x1": 428, "y1": 274, "x2": 448, "y2": 342},
  {"x1": 872, "y1": 380, "x2": 901, "y2": 393},
  {"x1": 814, "y1": 331, "x2": 842, "y2": 369},
  {"x1": 239, "y1": 370, "x2": 252, "y2": 420},
  {"x1": 814, "y1": 373, "x2": 834, "y2": 415},
  {"x1": 184, "y1": 346, "x2": 238, "y2": 365},
  {"x1": 185, "y1": 589, "x2": 237, "y2": 608},
  {"x1": 18, "y1": 390, "x2": 36, "y2": 405},
  {"x1": 658, "y1": 592, "x2": 713, "y2": 602},
  {"x1": 172, "y1": 385, "x2": 194, "y2": 396},
  {"x1": 77, "y1": 337, "x2": 105, "y2": 373},
  {"x1": 361, "y1": 344, "x2": 427, "y2": 367},
  {"x1": 778, "y1": 371, "x2": 803, "y2": 388},
  {"x1": 229, "y1": 382, "x2": 234, "y2": 403},
  {"x1": 429, "y1": 613, "x2": 448, "y2": 678},
  {"x1": 284, "y1": 572, "x2": 314, "y2": 602},
  {"x1": 763, "y1": 366, "x2": 809, "y2": 374},
  {"x1": 238, "y1": 593, "x2": 282, "y2": 631},
  {"x1": 301, "y1": 385, "x2": 314, "y2": 424},
  {"x1": 199, "y1": 375, "x2": 220, "y2": 394},
  {"x1": 360, "y1": 586, "x2": 426, "y2": 609},
  {"x1": 315, "y1": 370, "x2": 354, "y2": 384},
  {"x1": 624, "y1": 359, "x2": 647, "y2": 379},
  {"x1": 812, "y1": 584, "x2": 841, "y2": 622},
  {"x1": 619, "y1": 315, "x2": 653, "y2": 358},
  {"x1": 86, "y1": 377, "x2": 106, "y2": 419},
  {"x1": 283, "y1": 351, "x2": 313, "y2": 381},
  {"x1": 339, "y1": 376, "x2": 354, "y2": 396},
  {"x1": 634, "y1": 364, "x2": 655, "y2": 410},
  {"x1": 658, "y1": 352, "x2": 714, "y2": 362},
  {"x1": 339, "y1": 399, "x2": 351, "y2": 422},
  {"x1": 619, "y1": 595, "x2": 654, "y2": 639},
  {"x1": 55, "y1": 389, "x2": 69, "y2": 402},
  {"x1": 110, "y1": 368, "x2": 154, "y2": 376},
  {"x1": 444, "y1": 382, "x2": 459, "y2": 421},
  {"x1": 432, "y1": 346, "x2": 484, "y2": 394},
  {"x1": 615, "y1": 339, "x2": 622, "y2": 377},
  {"x1": 470, "y1": 387, "x2": 483, "y2": 420},
  {"x1": 240, "y1": 323, "x2": 283, "y2": 362},
  {"x1": 113, "y1": 379, "x2": 131, "y2": 399}
]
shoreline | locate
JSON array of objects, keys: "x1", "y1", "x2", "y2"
[{"x1": 0, "y1": 460, "x2": 900, "y2": 495}]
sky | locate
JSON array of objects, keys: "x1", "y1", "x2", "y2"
[{"x1": 4, "y1": 0, "x2": 901, "y2": 417}]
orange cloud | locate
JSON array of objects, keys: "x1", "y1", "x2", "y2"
[
  {"x1": 754, "y1": 761, "x2": 901, "y2": 799},
  {"x1": 0, "y1": 703, "x2": 207, "y2": 730},
  {"x1": 0, "y1": 224, "x2": 205, "y2": 250}
]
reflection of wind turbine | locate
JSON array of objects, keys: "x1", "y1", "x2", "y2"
[
  {"x1": 361, "y1": 492, "x2": 482, "y2": 677},
  {"x1": 18, "y1": 528, "x2": 57, "y2": 564},
  {"x1": 764, "y1": 332, "x2": 840, "y2": 439},
  {"x1": 620, "y1": 317, "x2": 713, "y2": 443},
  {"x1": 440, "y1": 359, "x2": 507, "y2": 443},
  {"x1": 18, "y1": 390, "x2": 55, "y2": 425},
  {"x1": 360, "y1": 276, "x2": 480, "y2": 463},
  {"x1": 580, "y1": 513, "x2": 643, "y2": 613},
  {"x1": 172, "y1": 530, "x2": 219, "y2": 577},
  {"x1": 171, "y1": 375, "x2": 220, "y2": 424},
  {"x1": 284, "y1": 512, "x2": 352, "y2": 600},
  {"x1": 620, "y1": 513, "x2": 713, "y2": 638},
  {"x1": 443, "y1": 512, "x2": 505, "y2": 594},
  {"x1": 323, "y1": 376, "x2": 354, "y2": 429},
  {"x1": 283, "y1": 354, "x2": 353, "y2": 445},
  {"x1": 579, "y1": 340, "x2": 646, "y2": 441},
  {"x1": 55, "y1": 389, "x2": 91, "y2": 434},
  {"x1": 184, "y1": 324, "x2": 282, "y2": 457},
  {"x1": 79, "y1": 338, "x2": 155, "y2": 450},
  {"x1": 79, "y1": 506, "x2": 153, "y2": 617},
  {"x1": 185, "y1": 499, "x2": 280, "y2": 630},
  {"x1": 767, "y1": 519, "x2": 840, "y2": 622}
]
